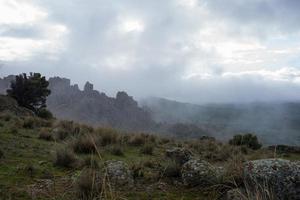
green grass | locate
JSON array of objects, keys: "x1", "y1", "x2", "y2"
[{"x1": 0, "y1": 113, "x2": 299, "y2": 200}]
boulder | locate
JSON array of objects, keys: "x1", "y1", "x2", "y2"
[
  {"x1": 244, "y1": 159, "x2": 300, "y2": 200},
  {"x1": 105, "y1": 160, "x2": 134, "y2": 188},
  {"x1": 165, "y1": 147, "x2": 192, "y2": 166},
  {"x1": 181, "y1": 159, "x2": 217, "y2": 187}
]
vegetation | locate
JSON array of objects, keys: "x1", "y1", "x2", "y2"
[
  {"x1": 0, "y1": 96, "x2": 298, "y2": 199},
  {"x1": 229, "y1": 133, "x2": 262, "y2": 150},
  {"x1": 7, "y1": 73, "x2": 51, "y2": 113}
]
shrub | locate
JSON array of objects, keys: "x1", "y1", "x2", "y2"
[
  {"x1": 23, "y1": 117, "x2": 35, "y2": 129},
  {"x1": 76, "y1": 169, "x2": 102, "y2": 199},
  {"x1": 229, "y1": 133, "x2": 262, "y2": 150},
  {"x1": 110, "y1": 145, "x2": 124, "y2": 156},
  {"x1": 73, "y1": 136, "x2": 97, "y2": 154},
  {"x1": 82, "y1": 156, "x2": 99, "y2": 169},
  {"x1": 39, "y1": 130, "x2": 54, "y2": 141},
  {"x1": 36, "y1": 108, "x2": 53, "y2": 119},
  {"x1": 128, "y1": 134, "x2": 146, "y2": 146},
  {"x1": 140, "y1": 144, "x2": 154, "y2": 155},
  {"x1": 162, "y1": 161, "x2": 181, "y2": 178},
  {"x1": 54, "y1": 128, "x2": 69, "y2": 140},
  {"x1": 0, "y1": 149, "x2": 3, "y2": 159},
  {"x1": 54, "y1": 148, "x2": 77, "y2": 168},
  {"x1": 96, "y1": 128, "x2": 119, "y2": 146}
]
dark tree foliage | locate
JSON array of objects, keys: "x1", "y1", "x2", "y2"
[
  {"x1": 7, "y1": 73, "x2": 51, "y2": 113},
  {"x1": 229, "y1": 133, "x2": 262, "y2": 150}
]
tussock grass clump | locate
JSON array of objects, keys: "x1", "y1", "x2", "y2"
[
  {"x1": 23, "y1": 117, "x2": 36, "y2": 129},
  {"x1": 76, "y1": 169, "x2": 102, "y2": 199},
  {"x1": 229, "y1": 133, "x2": 262, "y2": 150},
  {"x1": 110, "y1": 145, "x2": 124, "y2": 156},
  {"x1": 128, "y1": 134, "x2": 147, "y2": 146},
  {"x1": 96, "y1": 128, "x2": 119, "y2": 146},
  {"x1": 54, "y1": 148, "x2": 77, "y2": 168},
  {"x1": 72, "y1": 136, "x2": 97, "y2": 154},
  {"x1": 39, "y1": 129, "x2": 54, "y2": 141},
  {"x1": 162, "y1": 161, "x2": 181, "y2": 178},
  {"x1": 82, "y1": 156, "x2": 99, "y2": 169},
  {"x1": 140, "y1": 144, "x2": 154, "y2": 155},
  {"x1": 0, "y1": 149, "x2": 3, "y2": 159}
]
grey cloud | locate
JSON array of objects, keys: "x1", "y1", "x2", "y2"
[{"x1": 2, "y1": 0, "x2": 300, "y2": 103}]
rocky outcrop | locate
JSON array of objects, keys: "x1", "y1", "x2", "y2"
[
  {"x1": 244, "y1": 159, "x2": 300, "y2": 200},
  {"x1": 105, "y1": 160, "x2": 134, "y2": 188},
  {"x1": 181, "y1": 159, "x2": 218, "y2": 187},
  {"x1": 165, "y1": 147, "x2": 193, "y2": 166},
  {"x1": 46, "y1": 77, "x2": 155, "y2": 131},
  {"x1": 0, "y1": 75, "x2": 155, "y2": 131}
]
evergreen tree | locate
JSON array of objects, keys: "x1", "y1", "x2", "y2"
[{"x1": 7, "y1": 73, "x2": 51, "y2": 113}]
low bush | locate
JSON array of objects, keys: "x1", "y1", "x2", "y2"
[
  {"x1": 128, "y1": 134, "x2": 146, "y2": 146},
  {"x1": 140, "y1": 144, "x2": 154, "y2": 155},
  {"x1": 110, "y1": 145, "x2": 124, "y2": 156},
  {"x1": 0, "y1": 149, "x2": 3, "y2": 159},
  {"x1": 76, "y1": 169, "x2": 102, "y2": 199},
  {"x1": 162, "y1": 161, "x2": 181, "y2": 178},
  {"x1": 73, "y1": 136, "x2": 97, "y2": 154},
  {"x1": 96, "y1": 128, "x2": 119, "y2": 146},
  {"x1": 23, "y1": 117, "x2": 35, "y2": 129},
  {"x1": 54, "y1": 148, "x2": 77, "y2": 168},
  {"x1": 82, "y1": 156, "x2": 99, "y2": 169},
  {"x1": 36, "y1": 108, "x2": 53, "y2": 119},
  {"x1": 39, "y1": 130, "x2": 54, "y2": 141},
  {"x1": 229, "y1": 133, "x2": 262, "y2": 150}
]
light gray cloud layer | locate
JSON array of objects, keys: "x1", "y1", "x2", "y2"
[{"x1": 1, "y1": 0, "x2": 300, "y2": 103}]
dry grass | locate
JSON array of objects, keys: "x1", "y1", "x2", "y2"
[
  {"x1": 72, "y1": 136, "x2": 97, "y2": 154},
  {"x1": 38, "y1": 129, "x2": 54, "y2": 141},
  {"x1": 54, "y1": 148, "x2": 78, "y2": 168}
]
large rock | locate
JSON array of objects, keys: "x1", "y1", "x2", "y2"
[
  {"x1": 181, "y1": 159, "x2": 217, "y2": 187},
  {"x1": 105, "y1": 160, "x2": 134, "y2": 188},
  {"x1": 165, "y1": 147, "x2": 193, "y2": 166},
  {"x1": 244, "y1": 159, "x2": 300, "y2": 200}
]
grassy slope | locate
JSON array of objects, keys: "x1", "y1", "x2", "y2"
[{"x1": 0, "y1": 113, "x2": 299, "y2": 200}]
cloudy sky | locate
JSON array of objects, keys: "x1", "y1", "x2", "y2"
[{"x1": 1, "y1": 0, "x2": 300, "y2": 103}]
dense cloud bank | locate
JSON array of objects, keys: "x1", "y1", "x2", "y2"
[{"x1": 1, "y1": 0, "x2": 300, "y2": 103}]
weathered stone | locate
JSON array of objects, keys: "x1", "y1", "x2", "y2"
[
  {"x1": 165, "y1": 147, "x2": 192, "y2": 166},
  {"x1": 244, "y1": 159, "x2": 300, "y2": 200},
  {"x1": 181, "y1": 159, "x2": 217, "y2": 187},
  {"x1": 105, "y1": 160, "x2": 134, "y2": 188}
]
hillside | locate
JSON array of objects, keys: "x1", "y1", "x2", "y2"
[
  {"x1": 0, "y1": 95, "x2": 299, "y2": 199},
  {"x1": 141, "y1": 97, "x2": 300, "y2": 145}
]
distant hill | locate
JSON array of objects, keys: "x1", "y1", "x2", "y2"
[
  {"x1": 141, "y1": 97, "x2": 300, "y2": 145},
  {"x1": 0, "y1": 76, "x2": 155, "y2": 131}
]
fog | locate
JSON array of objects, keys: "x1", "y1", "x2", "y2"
[{"x1": 1, "y1": 0, "x2": 300, "y2": 103}]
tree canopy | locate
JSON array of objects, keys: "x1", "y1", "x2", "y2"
[{"x1": 7, "y1": 73, "x2": 51, "y2": 113}]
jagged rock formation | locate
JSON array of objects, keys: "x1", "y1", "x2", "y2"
[
  {"x1": 0, "y1": 76, "x2": 155, "y2": 131},
  {"x1": 46, "y1": 77, "x2": 155, "y2": 131}
]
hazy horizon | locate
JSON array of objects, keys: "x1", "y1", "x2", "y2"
[{"x1": 1, "y1": 0, "x2": 300, "y2": 104}]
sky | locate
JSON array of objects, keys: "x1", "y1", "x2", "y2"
[{"x1": 1, "y1": 0, "x2": 300, "y2": 103}]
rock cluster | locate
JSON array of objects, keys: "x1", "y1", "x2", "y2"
[
  {"x1": 244, "y1": 159, "x2": 300, "y2": 200},
  {"x1": 105, "y1": 160, "x2": 134, "y2": 188},
  {"x1": 165, "y1": 147, "x2": 193, "y2": 166},
  {"x1": 181, "y1": 159, "x2": 218, "y2": 187}
]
